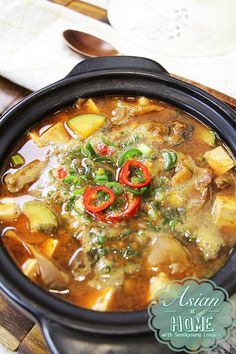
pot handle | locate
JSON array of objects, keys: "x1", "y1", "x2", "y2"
[
  {"x1": 65, "y1": 56, "x2": 169, "y2": 78},
  {"x1": 41, "y1": 319, "x2": 174, "y2": 354},
  {"x1": 212, "y1": 250, "x2": 236, "y2": 295}
]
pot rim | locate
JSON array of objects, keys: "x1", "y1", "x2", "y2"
[{"x1": 0, "y1": 67, "x2": 236, "y2": 335}]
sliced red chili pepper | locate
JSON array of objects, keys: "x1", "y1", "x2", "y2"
[
  {"x1": 83, "y1": 186, "x2": 115, "y2": 213},
  {"x1": 57, "y1": 167, "x2": 67, "y2": 179},
  {"x1": 97, "y1": 144, "x2": 112, "y2": 156},
  {"x1": 119, "y1": 160, "x2": 151, "y2": 188},
  {"x1": 95, "y1": 193, "x2": 141, "y2": 223}
]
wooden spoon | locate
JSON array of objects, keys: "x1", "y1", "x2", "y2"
[{"x1": 63, "y1": 29, "x2": 118, "y2": 57}]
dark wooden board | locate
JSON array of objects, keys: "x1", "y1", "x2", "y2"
[
  {"x1": 18, "y1": 325, "x2": 48, "y2": 354},
  {"x1": 0, "y1": 293, "x2": 34, "y2": 351}
]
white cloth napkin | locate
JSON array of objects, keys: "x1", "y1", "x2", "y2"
[{"x1": 0, "y1": 0, "x2": 236, "y2": 99}]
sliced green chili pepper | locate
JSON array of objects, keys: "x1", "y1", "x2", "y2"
[
  {"x1": 10, "y1": 154, "x2": 25, "y2": 168},
  {"x1": 81, "y1": 146, "x2": 91, "y2": 158},
  {"x1": 161, "y1": 150, "x2": 177, "y2": 171},
  {"x1": 118, "y1": 148, "x2": 142, "y2": 167},
  {"x1": 138, "y1": 143, "x2": 153, "y2": 156},
  {"x1": 81, "y1": 141, "x2": 98, "y2": 159},
  {"x1": 101, "y1": 136, "x2": 114, "y2": 146},
  {"x1": 105, "y1": 182, "x2": 124, "y2": 195},
  {"x1": 63, "y1": 175, "x2": 81, "y2": 185},
  {"x1": 94, "y1": 157, "x2": 115, "y2": 165},
  {"x1": 94, "y1": 174, "x2": 109, "y2": 185},
  {"x1": 125, "y1": 186, "x2": 148, "y2": 196},
  {"x1": 72, "y1": 187, "x2": 86, "y2": 195}
]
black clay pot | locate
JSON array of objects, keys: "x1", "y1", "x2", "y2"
[{"x1": 0, "y1": 56, "x2": 236, "y2": 354}]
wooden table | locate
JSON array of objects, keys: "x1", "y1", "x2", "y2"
[{"x1": 0, "y1": 1, "x2": 235, "y2": 353}]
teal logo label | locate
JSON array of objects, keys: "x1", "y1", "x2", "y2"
[{"x1": 148, "y1": 277, "x2": 235, "y2": 353}]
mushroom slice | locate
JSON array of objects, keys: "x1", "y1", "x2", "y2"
[
  {"x1": 28, "y1": 245, "x2": 69, "y2": 291},
  {"x1": 22, "y1": 259, "x2": 38, "y2": 279},
  {"x1": 148, "y1": 236, "x2": 189, "y2": 274},
  {"x1": 5, "y1": 160, "x2": 47, "y2": 193},
  {"x1": 148, "y1": 273, "x2": 170, "y2": 302}
]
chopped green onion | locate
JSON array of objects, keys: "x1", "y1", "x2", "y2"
[
  {"x1": 103, "y1": 266, "x2": 111, "y2": 273},
  {"x1": 155, "y1": 190, "x2": 164, "y2": 202},
  {"x1": 148, "y1": 208, "x2": 158, "y2": 220},
  {"x1": 169, "y1": 219, "x2": 177, "y2": 232},
  {"x1": 161, "y1": 150, "x2": 177, "y2": 171},
  {"x1": 95, "y1": 168, "x2": 106, "y2": 176},
  {"x1": 97, "y1": 247, "x2": 108, "y2": 256},
  {"x1": 123, "y1": 246, "x2": 141, "y2": 258},
  {"x1": 74, "y1": 198, "x2": 84, "y2": 213},
  {"x1": 208, "y1": 131, "x2": 216, "y2": 147},
  {"x1": 97, "y1": 235, "x2": 105, "y2": 245},
  {"x1": 130, "y1": 176, "x2": 143, "y2": 184},
  {"x1": 158, "y1": 176, "x2": 169, "y2": 187},
  {"x1": 10, "y1": 154, "x2": 25, "y2": 168},
  {"x1": 70, "y1": 147, "x2": 81, "y2": 156},
  {"x1": 106, "y1": 182, "x2": 124, "y2": 195},
  {"x1": 197, "y1": 155, "x2": 206, "y2": 162},
  {"x1": 66, "y1": 195, "x2": 76, "y2": 211},
  {"x1": 203, "y1": 130, "x2": 216, "y2": 147},
  {"x1": 93, "y1": 174, "x2": 109, "y2": 185},
  {"x1": 94, "y1": 157, "x2": 115, "y2": 165}
]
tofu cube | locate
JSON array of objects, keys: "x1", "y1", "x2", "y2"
[
  {"x1": 85, "y1": 99, "x2": 100, "y2": 114},
  {"x1": 0, "y1": 203, "x2": 20, "y2": 221},
  {"x1": 39, "y1": 122, "x2": 69, "y2": 146},
  {"x1": 195, "y1": 225, "x2": 224, "y2": 260},
  {"x1": 204, "y1": 147, "x2": 235, "y2": 175},
  {"x1": 29, "y1": 123, "x2": 69, "y2": 147},
  {"x1": 165, "y1": 192, "x2": 184, "y2": 208},
  {"x1": 212, "y1": 195, "x2": 236, "y2": 229},
  {"x1": 41, "y1": 238, "x2": 59, "y2": 257},
  {"x1": 22, "y1": 240, "x2": 59, "y2": 279},
  {"x1": 172, "y1": 167, "x2": 192, "y2": 185},
  {"x1": 148, "y1": 273, "x2": 169, "y2": 302},
  {"x1": 86, "y1": 287, "x2": 115, "y2": 311}
]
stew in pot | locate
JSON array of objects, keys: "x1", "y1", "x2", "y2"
[{"x1": 0, "y1": 96, "x2": 235, "y2": 311}]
